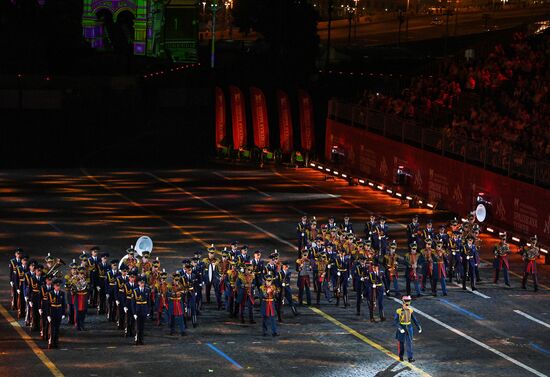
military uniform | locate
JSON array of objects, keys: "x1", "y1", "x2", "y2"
[
  {"x1": 431, "y1": 242, "x2": 448, "y2": 296},
  {"x1": 168, "y1": 276, "x2": 186, "y2": 336},
  {"x1": 493, "y1": 232, "x2": 511, "y2": 286},
  {"x1": 26, "y1": 265, "x2": 44, "y2": 331},
  {"x1": 97, "y1": 253, "x2": 110, "y2": 314},
  {"x1": 406, "y1": 216, "x2": 420, "y2": 245},
  {"x1": 276, "y1": 263, "x2": 298, "y2": 321},
  {"x1": 115, "y1": 266, "x2": 129, "y2": 330},
  {"x1": 105, "y1": 261, "x2": 120, "y2": 322},
  {"x1": 87, "y1": 248, "x2": 101, "y2": 308},
  {"x1": 404, "y1": 243, "x2": 421, "y2": 297},
  {"x1": 132, "y1": 278, "x2": 151, "y2": 345},
  {"x1": 260, "y1": 276, "x2": 279, "y2": 336},
  {"x1": 521, "y1": 236, "x2": 540, "y2": 292},
  {"x1": 367, "y1": 266, "x2": 385, "y2": 322},
  {"x1": 203, "y1": 248, "x2": 222, "y2": 308},
  {"x1": 46, "y1": 280, "x2": 66, "y2": 349},
  {"x1": 14, "y1": 256, "x2": 29, "y2": 319},
  {"x1": 461, "y1": 237, "x2": 478, "y2": 291},
  {"x1": 383, "y1": 241, "x2": 399, "y2": 297},
  {"x1": 297, "y1": 216, "x2": 310, "y2": 253},
  {"x1": 235, "y1": 265, "x2": 255, "y2": 323},
  {"x1": 39, "y1": 276, "x2": 54, "y2": 340},
  {"x1": 314, "y1": 252, "x2": 332, "y2": 305},
  {"x1": 333, "y1": 251, "x2": 350, "y2": 307},
  {"x1": 395, "y1": 296, "x2": 422, "y2": 362},
  {"x1": 353, "y1": 256, "x2": 369, "y2": 315},
  {"x1": 296, "y1": 252, "x2": 312, "y2": 305},
  {"x1": 9, "y1": 249, "x2": 23, "y2": 311}
]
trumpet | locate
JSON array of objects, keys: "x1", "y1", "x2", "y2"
[{"x1": 47, "y1": 258, "x2": 66, "y2": 277}]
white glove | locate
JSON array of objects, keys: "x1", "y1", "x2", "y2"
[
  {"x1": 337, "y1": 272, "x2": 341, "y2": 277},
  {"x1": 452, "y1": 252, "x2": 456, "y2": 256},
  {"x1": 372, "y1": 284, "x2": 376, "y2": 288},
  {"x1": 466, "y1": 256, "x2": 471, "y2": 260},
  {"x1": 133, "y1": 314, "x2": 138, "y2": 320},
  {"x1": 61, "y1": 315, "x2": 65, "y2": 320},
  {"x1": 39, "y1": 309, "x2": 43, "y2": 315},
  {"x1": 29, "y1": 301, "x2": 33, "y2": 308},
  {"x1": 10, "y1": 281, "x2": 13, "y2": 287},
  {"x1": 17, "y1": 289, "x2": 20, "y2": 294},
  {"x1": 116, "y1": 300, "x2": 120, "y2": 306},
  {"x1": 47, "y1": 316, "x2": 51, "y2": 323},
  {"x1": 124, "y1": 307, "x2": 128, "y2": 313},
  {"x1": 146, "y1": 314, "x2": 150, "y2": 319},
  {"x1": 418, "y1": 328, "x2": 422, "y2": 334},
  {"x1": 282, "y1": 283, "x2": 287, "y2": 287},
  {"x1": 399, "y1": 328, "x2": 405, "y2": 334},
  {"x1": 106, "y1": 294, "x2": 110, "y2": 299},
  {"x1": 360, "y1": 277, "x2": 364, "y2": 281},
  {"x1": 25, "y1": 296, "x2": 28, "y2": 302},
  {"x1": 96, "y1": 286, "x2": 101, "y2": 292},
  {"x1": 301, "y1": 233, "x2": 305, "y2": 237}
]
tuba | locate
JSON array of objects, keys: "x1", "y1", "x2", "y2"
[
  {"x1": 119, "y1": 236, "x2": 153, "y2": 269},
  {"x1": 47, "y1": 257, "x2": 66, "y2": 277}
]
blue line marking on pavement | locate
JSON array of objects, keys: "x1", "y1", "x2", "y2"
[
  {"x1": 49, "y1": 222, "x2": 64, "y2": 233},
  {"x1": 439, "y1": 299, "x2": 484, "y2": 320},
  {"x1": 206, "y1": 343, "x2": 243, "y2": 369},
  {"x1": 530, "y1": 342, "x2": 550, "y2": 356}
]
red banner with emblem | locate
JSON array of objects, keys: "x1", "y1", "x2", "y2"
[
  {"x1": 325, "y1": 119, "x2": 550, "y2": 246},
  {"x1": 250, "y1": 87, "x2": 269, "y2": 149},
  {"x1": 215, "y1": 87, "x2": 226, "y2": 147},
  {"x1": 298, "y1": 89, "x2": 314, "y2": 152},
  {"x1": 277, "y1": 90, "x2": 293, "y2": 154},
  {"x1": 229, "y1": 86, "x2": 247, "y2": 150}
]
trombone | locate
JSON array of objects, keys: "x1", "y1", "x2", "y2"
[{"x1": 47, "y1": 257, "x2": 66, "y2": 277}]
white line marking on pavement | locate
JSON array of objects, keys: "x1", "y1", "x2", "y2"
[
  {"x1": 389, "y1": 297, "x2": 548, "y2": 377},
  {"x1": 247, "y1": 186, "x2": 271, "y2": 198},
  {"x1": 147, "y1": 173, "x2": 297, "y2": 251},
  {"x1": 514, "y1": 310, "x2": 550, "y2": 329},
  {"x1": 287, "y1": 206, "x2": 307, "y2": 215},
  {"x1": 452, "y1": 282, "x2": 491, "y2": 299},
  {"x1": 213, "y1": 172, "x2": 231, "y2": 180}
]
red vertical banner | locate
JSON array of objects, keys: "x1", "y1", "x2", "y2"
[
  {"x1": 277, "y1": 90, "x2": 293, "y2": 154},
  {"x1": 250, "y1": 87, "x2": 269, "y2": 149},
  {"x1": 215, "y1": 87, "x2": 226, "y2": 147},
  {"x1": 298, "y1": 89, "x2": 314, "y2": 152},
  {"x1": 229, "y1": 86, "x2": 247, "y2": 149}
]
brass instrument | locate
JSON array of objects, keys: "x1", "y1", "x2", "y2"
[
  {"x1": 75, "y1": 275, "x2": 88, "y2": 292},
  {"x1": 494, "y1": 243, "x2": 510, "y2": 257},
  {"x1": 47, "y1": 257, "x2": 66, "y2": 277}
]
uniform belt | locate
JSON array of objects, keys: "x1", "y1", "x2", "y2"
[
  {"x1": 400, "y1": 322, "x2": 411, "y2": 325},
  {"x1": 32, "y1": 289, "x2": 39, "y2": 292},
  {"x1": 109, "y1": 283, "x2": 116, "y2": 286},
  {"x1": 136, "y1": 302, "x2": 147, "y2": 304},
  {"x1": 264, "y1": 299, "x2": 274, "y2": 302},
  {"x1": 51, "y1": 304, "x2": 62, "y2": 308},
  {"x1": 77, "y1": 292, "x2": 87, "y2": 295},
  {"x1": 338, "y1": 269, "x2": 347, "y2": 272},
  {"x1": 126, "y1": 296, "x2": 133, "y2": 299}
]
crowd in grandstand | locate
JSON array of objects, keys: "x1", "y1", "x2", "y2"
[{"x1": 358, "y1": 32, "x2": 550, "y2": 161}]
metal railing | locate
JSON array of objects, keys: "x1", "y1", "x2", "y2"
[{"x1": 328, "y1": 99, "x2": 550, "y2": 188}]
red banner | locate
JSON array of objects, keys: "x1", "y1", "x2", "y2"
[
  {"x1": 250, "y1": 87, "x2": 269, "y2": 149},
  {"x1": 229, "y1": 86, "x2": 247, "y2": 150},
  {"x1": 277, "y1": 90, "x2": 293, "y2": 154},
  {"x1": 326, "y1": 119, "x2": 550, "y2": 246},
  {"x1": 215, "y1": 87, "x2": 226, "y2": 147},
  {"x1": 298, "y1": 89, "x2": 314, "y2": 152}
]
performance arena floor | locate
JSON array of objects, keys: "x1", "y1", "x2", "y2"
[{"x1": 0, "y1": 166, "x2": 549, "y2": 377}]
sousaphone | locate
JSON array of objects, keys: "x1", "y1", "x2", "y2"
[{"x1": 119, "y1": 236, "x2": 153, "y2": 268}]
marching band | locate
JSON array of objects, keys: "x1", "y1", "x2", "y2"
[{"x1": 6, "y1": 213, "x2": 542, "y2": 359}]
